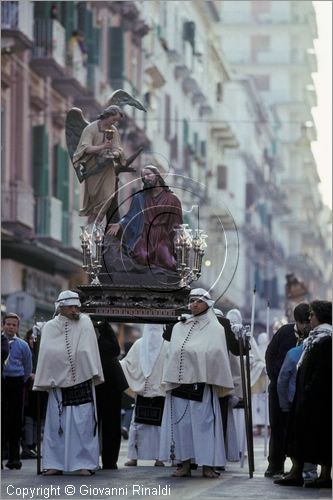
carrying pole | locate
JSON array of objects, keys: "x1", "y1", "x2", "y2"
[{"x1": 237, "y1": 330, "x2": 253, "y2": 478}]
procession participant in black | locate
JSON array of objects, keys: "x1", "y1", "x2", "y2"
[{"x1": 95, "y1": 320, "x2": 128, "y2": 469}]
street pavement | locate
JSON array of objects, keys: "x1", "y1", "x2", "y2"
[{"x1": 1, "y1": 435, "x2": 331, "y2": 500}]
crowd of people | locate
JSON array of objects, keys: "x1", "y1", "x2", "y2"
[
  {"x1": 265, "y1": 300, "x2": 332, "y2": 489},
  {"x1": 1, "y1": 289, "x2": 331, "y2": 488}
]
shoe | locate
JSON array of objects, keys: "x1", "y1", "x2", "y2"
[
  {"x1": 121, "y1": 427, "x2": 129, "y2": 440},
  {"x1": 303, "y1": 470, "x2": 318, "y2": 481},
  {"x1": 125, "y1": 459, "x2": 137, "y2": 466},
  {"x1": 304, "y1": 478, "x2": 332, "y2": 489},
  {"x1": 154, "y1": 460, "x2": 165, "y2": 467},
  {"x1": 79, "y1": 469, "x2": 95, "y2": 476},
  {"x1": 172, "y1": 465, "x2": 191, "y2": 477},
  {"x1": 42, "y1": 469, "x2": 63, "y2": 476},
  {"x1": 274, "y1": 477, "x2": 303, "y2": 486},
  {"x1": 102, "y1": 463, "x2": 118, "y2": 470},
  {"x1": 5, "y1": 461, "x2": 22, "y2": 470},
  {"x1": 21, "y1": 449, "x2": 37, "y2": 459},
  {"x1": 202, "y1": 466, "x2": 220, "y2": 479},
  {"x1": 177, "y1": 462, "x2": 198, "y2": 470},
  {"x1": 264, "y1": 468, "x2": 284, "y2": 478}
]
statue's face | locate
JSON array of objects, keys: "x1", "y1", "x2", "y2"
[
  {"x1": 142, "y1": 169, "x2": 158, "y2": 188},
  {"x1": 104, "y1": 112, "x2": 121, "y2": 126}
]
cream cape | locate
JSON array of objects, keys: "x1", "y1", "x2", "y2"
[
  {"x1": 120, "y1": 339, "x2": 167, "y2": 397},
  {"x1": 73, "y1": 121, "x2": 123, "y2": 218},
  {"x1": 162, "y1": 308, "x2": 234, "y2": 397},
  {"x1": 33, "y1": 313, "x2": 104, "y2": 391},
  {"x1": 140, "y1": 324, "x2": 164, "y2": 378}
]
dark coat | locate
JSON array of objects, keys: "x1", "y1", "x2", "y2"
[
  {"x1": 97, "y1": 322, "x2": 128, "y2": 392},
  {"x1": 265, "y1": 323, "x2": 297, "y2": 385},
  {"x1": 287, "y1": 334, "x2": 332, "y2": 466}
]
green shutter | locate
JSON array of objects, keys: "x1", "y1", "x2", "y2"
[
  {"x1": 108, "y1": 27, "x2": 124, "y2": 85},
  {"x1": 34, "y1": 1, "x2": 53, "y2": 19},
  {"x1": 60, "y1": 1, "x2": 76, "y2": 40},
  {"x1": 183, "y1": 119, "x2": 189, "y2": 145},
  {"x1": 55, "y1": 145, "x2": 70, "y2": 245},
  {"x1": 73, "y1": 176, "x2": 80, "y2": 212},
  {"x1": 55, "y1": 145, "x2": 69, "y2": 211},
  {"x1": 32, "y1": 125, "x2": 49, "y2": 196},
  {"x1": 193, "y1": 132, "x2": 198, "y2": 153},
  {"x1": 92, "y1": 27, "x2": 101, "y2": 65}
]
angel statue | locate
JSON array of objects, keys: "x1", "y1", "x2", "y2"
[{"x1": 65, "y1": 89, "x2": 146, "y2": 225}]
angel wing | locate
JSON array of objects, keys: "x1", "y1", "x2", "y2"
[
  {"x1": 107, "y1": 89, "x2": 147, "y2": 112},
  {"x1": 65, "y1": 108, "x2": 90, "y2": 161}
]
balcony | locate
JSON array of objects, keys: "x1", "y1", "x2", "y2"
[
  {"x1": 64, "y1": 210, "x2": 83, "y2": 253},
  {"x1": 1, "y1": 1, "x2": 33, "y2": 51},
  {"x1": 35, "y1": 196, "x2": 62, "y2": 243},
  {"x1": 31, "y1": 19, "x2": 66, "y2": 79},
  {"x1": 306, "y1": 49, "x2": 318, "y2": 73},
  {"x1": 211, "y1": 122, "x2": 239, "y2": 148},
  {"x1": 1, "y1": 184, "x2": 35, "y2": 230},
  {"x1": 144, "y1": 58, "x2": 166, "y2": 88}
]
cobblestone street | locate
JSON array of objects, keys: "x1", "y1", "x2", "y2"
[{"x1": 1, "y1": 435, "x2": 330, "y2": 500}]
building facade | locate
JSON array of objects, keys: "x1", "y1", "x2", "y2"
[{"x1": 1, "y1": 0, "x2": 330, "y2": 331}]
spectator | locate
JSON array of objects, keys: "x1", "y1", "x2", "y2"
[
  {"x1": 264, "y1": 302, "x2": 310, "y2": 477},
  {"x1": 275, "y1": 300, "x2": 332, "y2": 488},
  {"x1": 2, "y1": 313, "x2": 32, "y2": 470}
]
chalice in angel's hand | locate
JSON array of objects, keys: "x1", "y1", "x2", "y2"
[{"x1": 103, "y1": 128, "x2": 115, "y2": 159}]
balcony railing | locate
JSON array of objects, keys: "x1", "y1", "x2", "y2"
[
  {"x1": 1, "y1": 184, "x2": 35, "y2": 228},
  {"x1": 32, "y1": 19, "x2": 66, "y2": 70},
  {"x1": 1, "y1": 1, "x2": 33, "y2": 47}
]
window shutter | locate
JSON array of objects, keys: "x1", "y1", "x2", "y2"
[
  {"x1": 183, "y1": 21, "x2": 195, "y2": 51},
  {"x1": 32, "y1": 125, "x2": 49, "y2": 196},
  {"x1": 183, "y1": 119, "x2": 189, "y2": 145},
  {"x1": 55, "y1": 145, "x2": 69, "y2": 211},
  {"x1": 34, "y1": 1, "x2": 52, "y2": 19},
  {"x1": 164, "y1": 94, "x2": 171, "y2": 140},
  {"x1": 73, "y1": 176, "x2": 80, "y2": 212},
  {"x1": 60, "y1": 1, "x2": 75, "y2": 40},
  {"x1": 217, "y1": 165, "x2": 227, "y2": 190},
  {"x1": 92, "y1": 27, "x2": 101, "y2": 65},
  {"x1": 108, "y1": 27, "x2": 124, "y2": 85}
]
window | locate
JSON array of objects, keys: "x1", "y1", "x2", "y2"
[
  {"x1": 252, "y1": 75, "x2": 270, "y2": 91},
  {"x1": 183, "y1": 21, "x2": 195, "y2": 50},
  {"x1": 1, "y1": 106, "x2": 5, "y2": 181},
  {"x1": 246, "y1": 182, "x2": 256, "y2": 208},
  {"x1": 164, "y1": 94, "x2": 171, "y2": 140},
  {"x1": 251, "y1": 35, "x2": 270, "y2": 61},
  {"x1": 251, "y1": 0, "x2": 271, "y2": 16},
  {"x1": 217, "y1": 165, "x2": 227, "y2": 190},
  {"x1": 216, "y1": 82, "x2": 223, "y2": 102},
  {"x1": 108, "y1": 27, "x2": 124, "y2": 86}
]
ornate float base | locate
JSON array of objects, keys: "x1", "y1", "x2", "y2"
[{"x1": 77, "y1": 283, "x2": 190, "y2": 323}]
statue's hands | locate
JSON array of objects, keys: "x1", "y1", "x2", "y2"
[
  {"x1": 107, "y1": 223, "x2": 121, "y2": 236},
  {"x1": 103, "y1": 140, "x2": 113, "y2": 148}
]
